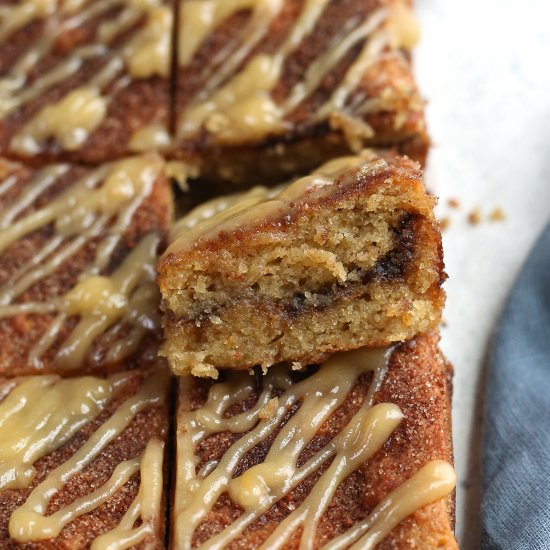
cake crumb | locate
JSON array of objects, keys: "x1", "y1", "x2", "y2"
[
  {"x1": 440, "y1": 217, "x2": 450, "y2": 231},
  {"x1": 489, "y1": 207, "x2": 505, "y2": 222},
  {"x1": 468, "y1": 208, "x2": 481, "y2": 225},
  {"x1": 191, "y1": 364, "x2": 219, "y2": 379},
  {"x1": 259, "y1": 397, "x2": 279, "y2": 420},
  {"x1": 448, "y1": 198, "x2": 460, "y2": 209}
]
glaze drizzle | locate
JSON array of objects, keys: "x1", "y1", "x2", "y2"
[
  {"x1": 0, "y1": 0, "x2": 172, "y2": 155},
  {"x1": 177, "y1": 0, "x2": 419, "y2": 144},
  {"x1": 0, "y1": 369, "x2": 167, "y2": 547},
  {"x1": 174, "y1": 347, "x2": 456, "y2": 549},
  {"x1": 0, "y1": 155, "x2": 165, "y2": 371}
]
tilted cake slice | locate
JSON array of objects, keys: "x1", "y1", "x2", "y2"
[
  {"x1": 172, "y1": 333, "x2": 457, "y2": 549},
  {"x1": 159, "y1": 151, "x2": 445, "y2": 377},
  {"x1": 0, "y1": 0, "x2": 173, "y2": 164},
  {"x1": 0, "y1": 153, "x2": 172, "y2": 376},
  {"x1": 0, "y1": 365, "x2": 169, "y2": 548},
  {"x1": 175, "y1": 0, "x2": 428, "y2": 186}
]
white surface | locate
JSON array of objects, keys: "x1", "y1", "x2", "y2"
[{"x1": 415, "y1": 1, "x2": 550, "y2": 548}]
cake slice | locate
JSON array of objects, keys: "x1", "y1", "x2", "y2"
[
  {"x1": 0, "y1": 154, "x2": 173, "y2": 376},
  {"x1": 0, "y1": 0, "x2": 173, "y2": 164},
  {"x1": 0, "y1": 365, "x2": 170, "y2": 548},
  {"x1": 172, "y1": 333, "x2": 457, "y2": 549},
  {"x1": 175, "y1": 0, "x2": 428, "y2": 186},
  {"x1": 159, "y1": 151, "x2": 445, "y2": 377}
]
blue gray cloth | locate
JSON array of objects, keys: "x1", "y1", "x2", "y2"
[{"x1": 482, "y1": 222, "x2": 550, "y2": 549}]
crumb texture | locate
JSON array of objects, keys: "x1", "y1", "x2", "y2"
[{"x1": 159, "y1": 152, "x2": 445, "y2": 376}]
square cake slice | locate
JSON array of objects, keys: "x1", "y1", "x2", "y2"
[
  {"x1": 0, "y1": 365, "x2": 170, "y2": 548},
  {"x1": 175, "y1": 0, "x2": 428, "y2": 186},
  {"x1": 172, "y1": 333, "x2": 457, "y2": 549},
  {"x1": 0, "y1": 0, "x2": 173, "y2": 164},
  {"x1": 0, "y1": 153, "x2": 173, "y2": 376},
  {"x1": 158, "y1": 151, "x2": 445, "y2": 377}
]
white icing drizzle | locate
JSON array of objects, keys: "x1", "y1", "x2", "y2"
[
  {"x1": 316, "y1": 13, "x2": 390, "y2": 118},
  {"x1": 180, "y1": 0, "x2": 284, "y2": 94},
  {"x1": 0, "y1": 164, "x2": 69, "y2": 229},
  {"x1": 178, "y1": 0, "x2": 335, "y2": 141},
  {"x1": 174, "y1": 347, "x2": 456, "y2": 549},
  {"x1": 55, "y1": 233, "x2": 161, "y2": 369},
  {"x1": 179, "y1": 0, "x2": 255, "y2": 67},
  {"x1": 0, "y1": 0, "x2": 171, "y2": 154},
  {"x1": 0, "y1": 174, "x2": 18, "y2": 197},
  {"x1": 180, "y1": 53, "x2": 287, "y2": 142},
  {"x1": 7, "y1": 369, "x2": 168, "y2": 544},
  {"x1": 0, "y1": 155, "x2": 164, "y2": 370},
  {"x1": 129, "y1": 123, "x2": 172, "y2": 152},
  {"x1": 177, "y1": 0, "x2": 418, "y2": 142},
  {"x1": 386, "y1": 1, "x2": 420, "y2": 50},
  {"x1": 121, "y1": 5, "x2": 172, "y2": 79},
  {"x1": 283, "y1": 9, "x2": 387, "y2": 115}
]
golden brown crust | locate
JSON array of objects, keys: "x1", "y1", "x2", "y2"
[
  {"x1": 373, "y1": 335, "x2": 456, "y2": 549},
  {"x1": 0, "y1": 0, "x2": 427, "y2": 178},
  {"x1": 0, "y1": 157, "x2": 173, "y2": 377},
  {"x1": 159, "y1": 151, "x2": 445, "y2": 375},
  {"x1": 0, "y1": 13, "x2": 46, "y2": 77},
  {"x1": 0, "y1": 368, "x2": 170, "y2": 549},
  {"x1": 175, "y1": 0, "x2": 429, "y2": 187},
  {"x1": 174, "y1": 333, "x2": 457, "y2": 549},
  {"x1": 182, "y1": 130, "x2": 429, "y2": 195}
]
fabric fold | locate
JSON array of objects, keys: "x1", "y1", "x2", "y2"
[{"x1": 482, "y1": 221, "x2": 550, "y2": 549}]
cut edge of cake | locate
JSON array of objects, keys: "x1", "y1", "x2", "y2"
[{"x1": 159, "y1": 150, "x2": 445, "y2": 378}]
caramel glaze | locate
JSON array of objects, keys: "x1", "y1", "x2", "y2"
[
  {"x1": 0, "y1": 368, "x2": 169, "y2": 548},
  {"x1": 0, "y1": 10, "x2": 48, "y2": 77},
  {"x1": 0, "y1": 0, "x2": 173, "y2": 164},
  {"x1": 0, "y1": 156, "x2": 172, "y2": 376},
  {"x1": 176, "y1": 333, "x2": 456, "y2": 549},
  {"x1": 161, "y1": 152, "x2": 438, "y2": 263},
  {"x1": 178, "y1": 0, "x2": 408, "y2": 115},
  {"x1": 175, "y1": 0, "x2": 428, "y2": 177}
]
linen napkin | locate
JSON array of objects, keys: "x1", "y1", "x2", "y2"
[{"x1": 482, "y1": 222, "x2": 550, "y2": 549}]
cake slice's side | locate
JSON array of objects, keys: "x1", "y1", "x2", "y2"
[
  {"x1": 175, "y1": 0, "x2": 428, "y2": 187},
  {"x1": 0, "y1": 365, "x2": 170, "y2": 549},
  {"x1": 159, "y1": 151, "x2": 444, "y2": 377},
  {"x1": 0, "y1": 0, "x2": 173, "y2": 164},
  {"x1": 0, "y1": 154, "x2": 173, "y2": 376},
  {"x1": 172, "y1": 332, "x2": 457, "y2": 549}
]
